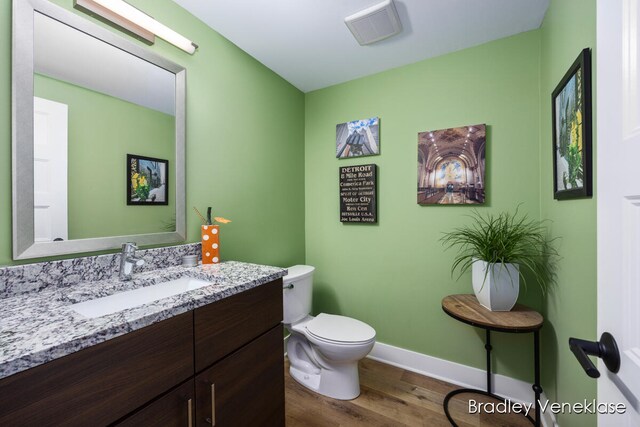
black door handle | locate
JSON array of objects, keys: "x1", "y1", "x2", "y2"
[{"x1": 569, "y1": 332, "x2": 620, "y2": 378}]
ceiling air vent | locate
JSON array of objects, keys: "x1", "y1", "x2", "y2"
[{"x1": 345, "y1": 0, "x2": 403, "y2": 46}]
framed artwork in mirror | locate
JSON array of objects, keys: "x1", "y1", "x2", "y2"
[
  {"x1": 127, "y1": 154, "x2": 169, "y2": 205},
  {"x1": 552, "y1": 48, "x2": 593, "y2": 200}
]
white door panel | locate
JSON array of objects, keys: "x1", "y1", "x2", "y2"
[
  {"x1": 598, "y1": 0, "x2": 640, "y2": 424},
  {"x1": 33, "y1": 96, "x2": 68, "y2": 243}
]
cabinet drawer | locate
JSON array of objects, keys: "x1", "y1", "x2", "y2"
[
  {"x1": 115, "y1": 379, "x2": 195, "y2": 427},
  {"x1": 194, "y1": 279, "x2": 282, "y2": 371},
  {"x1": 195, "y1": 325, "x2": 285, "y2": 427},
  {"x1": 0, "y1": 311, "x2": 194, "y2": 427}
]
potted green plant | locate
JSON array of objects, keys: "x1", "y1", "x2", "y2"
[{"x1": 441, "y1": 207, "x2": 557, "y2": 311}]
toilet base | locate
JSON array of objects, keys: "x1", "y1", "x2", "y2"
[
  {"x1": 289, "y1": 360, "x2": 361, "y2": 400},
  {"x1": 285, "y1": 319, "x2": 373, "y2": 401}
]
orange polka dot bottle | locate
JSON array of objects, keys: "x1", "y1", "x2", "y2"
[{"x1": 201, "y1": 225, "x2": 220, "y2": 264}]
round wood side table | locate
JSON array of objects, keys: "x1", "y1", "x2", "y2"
[{"x1": 441, "y1": 294, "x2": 544, "y2": 427}]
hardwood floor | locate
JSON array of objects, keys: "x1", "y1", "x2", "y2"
[{"x1": 285, "y1": 358, "x2": 532, "y2": 427}]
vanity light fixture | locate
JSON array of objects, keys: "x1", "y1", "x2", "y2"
[{"x1": 74, "y1": 0, "x2": 198, "y2": 54}]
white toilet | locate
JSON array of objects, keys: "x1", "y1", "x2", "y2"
[{"x1": 283, "y1": 265, "x2": 376, "y2": 400}]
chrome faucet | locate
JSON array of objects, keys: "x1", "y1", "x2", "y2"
[{"x1": 119, "y1": 242, "x2": 145, "y2": 281}]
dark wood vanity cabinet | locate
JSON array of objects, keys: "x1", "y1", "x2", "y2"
[
  {"x1": 0, "y1": 279, "x2": 284, "y2": 427},
  {"x1": 195, "y1": 326, "x2": 285, "y2": 427},
  {"x1": 193, "y1": 279, "x2": 284, "y2": 426}
]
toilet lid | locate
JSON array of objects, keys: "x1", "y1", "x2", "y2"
[{"x1": 305, "y1": 313, "x2": 376, "y2": 344}]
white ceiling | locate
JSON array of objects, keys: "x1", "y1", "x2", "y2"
[{"x1": 172, "y1": 0, "x2": 549, "y2": 92}]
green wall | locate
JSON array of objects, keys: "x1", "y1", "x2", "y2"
[
  {"x1": 0, "y1": 0, "x2": 306, "y2": 267},
  {"x1": 34, "y1": 73, "x2": 176, "y2": 239},
  {"x1": 305, "y1": 31, "x2": 544, "y2": 382},
  {"x1": 539, "y1": 0, "x2": 597, "y2": 426},
  {"x1": 304, "y1": 2, "x2": 598, "y2": 425}
]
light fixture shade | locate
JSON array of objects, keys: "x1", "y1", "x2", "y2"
[
  {"x1": 77, "y1": 0, "x2": 197, "y2": 54},
  {"x1": 74, "y1": 0, "x2": 155, "y2": 43}
]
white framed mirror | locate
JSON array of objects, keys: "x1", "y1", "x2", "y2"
[{"x1": 12, "y1": 0, "x2": 186, "y2": 260}]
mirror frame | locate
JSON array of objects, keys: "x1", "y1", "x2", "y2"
[{"x1": 12, "y1": 0, "x2": 186, "y2": 260}]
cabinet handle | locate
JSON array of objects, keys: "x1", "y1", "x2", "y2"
[
  {"x1": 205, "y1": 383, "x2": 216, "y2": 425},
  {"x1": 211, "y1": 383, "x2": 216, "y2": 426},
  {"x1": 187, "y1": 398, "x2": 193, "y2": 427}
]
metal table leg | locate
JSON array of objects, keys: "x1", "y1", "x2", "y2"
[
  {"x1": 533, "y1": 330, "x2": 542, "y2": 427},
  {"x1": 485, "y1": 329, "x2": 492, "y2": 393},
  {"x1": 442, "y1": 329, "x2": 537, "y2": 426}
]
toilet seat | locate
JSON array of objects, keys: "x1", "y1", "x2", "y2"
[
  {"x1": 304, "y1": 313, "x2": 376, "y2": 345},
  {"x1": 305, "y1": 330, "x2": 375, "y2": 346}
]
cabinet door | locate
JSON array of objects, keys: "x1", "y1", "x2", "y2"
[
  {"x1": 195, "y1": 325, "x2": 285, "y2": 427},
  {"x1": 194, "y1": 279, "x2": 283, "y2": 371},
  {"x1": 116, "y1": 380, "x2": 195, "y2": 427}
]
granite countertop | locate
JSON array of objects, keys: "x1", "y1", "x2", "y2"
[{"x1": 0, "y1": 261, "x2": 287, "y2": 379}]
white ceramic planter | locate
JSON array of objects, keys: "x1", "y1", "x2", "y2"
[{"x1": 472, "y1": 260, "x2": 520, "y2": 311}]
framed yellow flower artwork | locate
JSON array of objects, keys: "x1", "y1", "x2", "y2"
[
  {"x1": 552, "y1": 48, "x2": 593, "y2": 200},
  {"x1": 127, "y1": 154, "x2": 169, "y2": 205}
]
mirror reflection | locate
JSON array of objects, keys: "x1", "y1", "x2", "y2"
[{"x1": 33, "y1": 12, "x2": 177, "y2": 242}]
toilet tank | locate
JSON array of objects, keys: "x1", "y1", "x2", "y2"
[{"x1": 283, "y1": 265, "x2": 315, "y2": 324}]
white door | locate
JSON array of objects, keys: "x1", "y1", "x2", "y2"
[
  {"x1": 33, "y1": 96, "x2": 68, "y2": 242},
  {"x1": 597, "y1": 0, "x2": 640, "y2": 424}
]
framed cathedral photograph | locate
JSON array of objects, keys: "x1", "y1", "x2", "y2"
[
  {"x1": 552, "y1": 48, "x2": 593, "y2": 200},
  {"x1": 417, "y1": 124, "x2": 486, "y2": 205}
]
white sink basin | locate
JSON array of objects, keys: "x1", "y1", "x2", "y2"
[{"x1": 71, "y1": 276, "x2": 211, "y2": 319}]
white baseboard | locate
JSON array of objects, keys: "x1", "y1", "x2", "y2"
[{"x1": 368, "y1": 341, "x2": 558, "y2": 427}]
